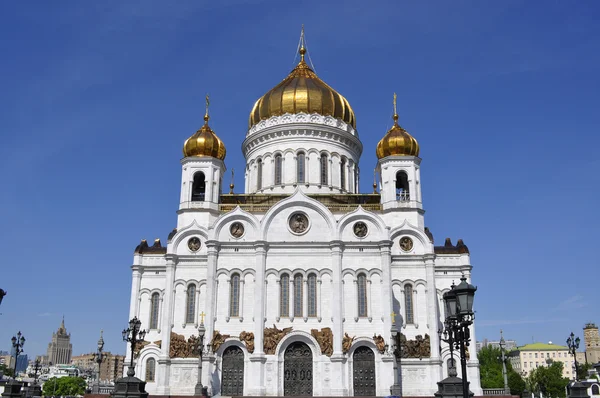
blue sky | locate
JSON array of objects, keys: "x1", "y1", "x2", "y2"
[{"x1": 0, "y1": 0, "x2": 599, "y2": 357}]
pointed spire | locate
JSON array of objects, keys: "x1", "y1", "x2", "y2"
[
  {"x1": 299, "y1": 24, "x2": 306, "y2": 62},
  {"x1": 229, "y1": 168, "x2": 235, "y2": 194},
  {"x1": 204, "y1": 93, "x2": 210, "y2": 124},
  {"x1": 392, "y1": 92, "x2": 399, "y2": 125}
]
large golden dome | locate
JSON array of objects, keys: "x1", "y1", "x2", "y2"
[
  {"x1": 183, "y1": 103, "x2": 226, "y2": 160},
  {"x1": 248, "y1": 47, "x2": 356, "y2": 129},
  {"x1": 376, "y1": 94, "x2": 419, "y2": 159}
]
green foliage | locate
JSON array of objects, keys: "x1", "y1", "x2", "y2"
[
  {"x1": 577, "y1": 362, "x2": 592, "y2": 380},
  {"x1": 526, "y1": 361, "x2": 570, "y2": 398},
  {"x1": 477, "y1": 345, "x2": 525, "y2": 395},
  {"x1": 0, "y1": 363, "x2": 14, "y2": 377},
  {"x1": 41, "y1": 377, "x2": 87, "y2": 397}
]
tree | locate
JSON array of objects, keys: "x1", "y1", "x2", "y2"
[
  {"x1": 42, "y1": 377, "x2": 87, "y2": 397},
  {"x1": 0, "y1": 363, "x2": 14, "y2": 378},
  {"x1": 527, "y1": 361, "x2": 569, "y2": 398},
  {"x1": 477, "y1": 345, "x2": 526, "y2": 395},
  {"x1": 577, "y1": 362, "x2": 592, "y2": 380}
]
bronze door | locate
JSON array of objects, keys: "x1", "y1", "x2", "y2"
[
  {"x1": 221, "y1": 346, "x2": 244, "y2": 396},
  {"x1": 353, "y1": 346, "x2": 376, "y2": 396},
  {"x1": 284, "y1": 342, "x2": 313, "y2": 396}
]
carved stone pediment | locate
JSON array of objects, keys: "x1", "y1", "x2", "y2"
[{"x1": 311, "y1": 328, "x2": 333, "y2": 356}]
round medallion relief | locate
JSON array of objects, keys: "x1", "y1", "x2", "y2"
[
  {"x1": 399, "y1": 236, "x2": 413, "y2": 252},
  {"x1": 188, "y1": 237, "x2": 201, "y2": 252},
  {"x1": 288, "y1": 213, "x2": 309, "y2": 234},
  {"x1": 353, "y1": 221, "x2": 368, "y2": 238},
  {"x1": 230, "y1": 222, "x2": 245, "y2": 238}
]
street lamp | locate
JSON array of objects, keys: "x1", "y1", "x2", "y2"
[
  {"x1": 442, "y1": 276, "x2": 477, "y2": 398},
  {"x1": 32, "y1": 359, "x2": 42, "y2": 385},
  {"x1": 439, "y1": 320, "x2": 457, "y2": 377},
  {"x1": 498, "y1": 330, "x2": 510, "y2": 395},
  {"x1": 194, "y1": 314, "x2": 208, "y2": 396},
  {"x1": 92, "y1": 330, "x2": 105, "y2": 392},
  {"x1": 10, "y1": 331, "x2": 25, "y2": 380},
  {"x1": 566, "y1": 332, "x2": 581, "y2": 381},
  {"x1": 0, "y1": 289, "x2": 6, "y2": 306},
  {"x1": 122, "y1": 317, "x2": 146, "y2": 378}
]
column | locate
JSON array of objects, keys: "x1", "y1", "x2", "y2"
[
  {"x1": 289, "y1": 277, "x2": 294, "y2": 321},
  {"x1": 129, "y1": 266, "x2": 142, "y2": 320},
  {"x1": 239, "y1": 278, "x2": 245, "y2": 322},
  {"x1": 156, "y1": 255, "x2": 176, "y2": 395},
  {"x1": 250, "y1": 241, "x2": 267, "y2": 395},
  {"x1": 379, "y1": 241, "x2": 393, "y2": 336},
  {"x1": 329, "y1": 241, "x2": 348, "y2": 395},
  {"x1": 303, "y1": 278, "x2": 308, "y2": 321},
  {"x1": 204, "y1": 242, "x2": 218, "y2": 346},
  {"x1": 424, "y1": 255, "x2": 441, "y2": 364}
]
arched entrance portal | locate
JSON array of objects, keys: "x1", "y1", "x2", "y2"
[
  {"x1": 221, "y1": 346, "x2": 244, "y2": 396},
  {"x1": 353, "y1": 346, "x2": 376, "y2": 396},
  {"x1": 284, "y1": 342, "x2": 313, "y2": 396}
]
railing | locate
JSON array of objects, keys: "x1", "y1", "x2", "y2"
[
  {"x1": 98, "y1": 385, "x2": 114, "y2": 394},
  {"x1": 483, "y1": 388, "x2": 509, "y2": 395},
  {"x1": 396, "y1": 191, "x2": 410, "y2": 202},
  {"x1": 219, "y1": 193, "x2": 382, "y2": 213}
]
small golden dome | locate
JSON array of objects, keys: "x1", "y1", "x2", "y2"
[
  {"x1": 248, "y1": 41, "x2": 356, "y2": 129},
  {"x1": 183, "y1": 96, "x2": 226, "y2": 160},
  {"x1": 376, "y1": 94, "x2": 419, "y2": 159}
]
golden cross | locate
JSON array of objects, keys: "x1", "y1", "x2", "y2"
[
  {"x1": 393, "y1": 93, "x2": 398, "y2": 116},
  {"x1": 391, "y1": 311, "x2": 396, "y2": 323},
  {"x1": 200, "y1": 311, "x2": 206, "y2": 325},
  {"x1": 205, "y1": 94, "x2": 210, "y2": 117}
]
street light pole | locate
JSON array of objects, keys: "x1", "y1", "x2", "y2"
[
  {"x1": 10, "y1": 331, "x2": 25, "y2": 380},
  {"x1": 499, "y1": 330, "x2": 510, "y2": 395},
  {"x1": 439, "y1": 320, "x2": 457, "y2": 377},
  {"x1": 93, "y1": 330, "x2": 105, "y2": 393},
  {"x1": 566, "y1": 332, "x2": 581, "y2": 381},
  {"x1": 194, "y1": 313, "x2": 207, "y2": 396},
  {"x1": 122, "y1": 317, "x2": 146, "y2": 378}
]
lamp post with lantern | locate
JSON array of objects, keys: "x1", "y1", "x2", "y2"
[
  {"x1": 113, "y1": 317, "x2": 148, "y2": 398},
  {"x1": 122, "y1": 318, "x2": 146, "y2": 378},
  {"x1": 499, "y1": 330, "x2": 510, "y2": 395},
  {"x1": 194, "y1": 313, "x2": 208, "y2": 396},
  {"x1": 567, "y1": 332, "x2": 580, "y2": 381}
]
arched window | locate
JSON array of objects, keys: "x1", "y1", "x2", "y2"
[
  {"x1": 274, "y1": 154, "x2": 282, "y2": 185},
  {"x1": 308, "y1": 273, "x2": 317, "y2": 317},
  {"x1": 256, "y1": 159, "x2": 263, "y2": 190},
  {"x1": 191, "y1": 172, "x2": 206, "y2": 202},
  {"x1": 591, "y1": 384, "x2": 599, "y2": 395},
  {"x1": 185, "y1": 284, "x2": 196, "y2": 324},
  {"x1": 280, "y1": 274, "x2": 289, "y2": 317},
  {"x1": 357, "y1": 274, "x2": 368, "y2": 317},
  {"x1": 150, "y1": 293, "x2": 160, "y2": 329},
  {"x1": 340, "y1": 157, "x2": 346, "y2": 190},
  {"x1": 230, "y1": 274, "x2": 240, "y2": 317},
  {"x1": 294, "y1": 274, "x2": 303, "y2": 317},
  {"x1": 404, "y1": 284, "x2": 414, "y2": 324},
  {"x1": 396, "y1": 171, "x2": 409, "y2": 201},
  {"x1": 320, "y1": 154, "x2": 328, "y2": 185},
  {"x1": 145, "y1": 358, "x2": 155, "y2": 382},
  {"x1": 297, "y1": 152, "x2": 305, "y2": 184}
]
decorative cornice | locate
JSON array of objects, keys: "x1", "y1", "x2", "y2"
[{"x1": 247, "y1": 113, "x2": 357, "y2": 137}]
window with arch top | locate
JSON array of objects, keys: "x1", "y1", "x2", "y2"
[
  {"x1": 145, "y1": 358, "x2": 156, "y2": 382},
  {"x1": 185, "y1": 284, "x2": 196, "y2": 324},
  {"x1": 191, "y1": 172, "x2": 206, "y2": 201},
  {"x1": 256, "y1": 158, "x2": 263, "y2": 190},
  {"x1": 320, "y1": 154, "x2": 328, "y2": 185},
  {"x1": 150, "y1": 293, "x2": 160, "y2": 329},
  {"x1": 308, "y1": 273, "x2": 317, "y2": 317},
  {"x1": 357, "y1": 273, "x2": 368, "y2": 317},
  {"x1": 396, "y1": 171, "x2": 409, "y2": 202},
  {"x1": 280, "y1": 274, "x2": 289, "y2": 317},
  {"x1": 230, "y1": 274, "x2": 240, "y2": 317},
  {"x1": 274, "y1": 154, "x2": 282, "y2": 185},
  {"x1": 591, "y1": 384, "x2": 599, "y2": 395},
  {"x1": 294, "y1": 274, "x2": 303, "y2": 317},
  {"x1": 297, "y1": 152, "x2": 306, "y2": 184},
  {"x1": 404, "y1": 284, "x2": 414, "y2": 324}
]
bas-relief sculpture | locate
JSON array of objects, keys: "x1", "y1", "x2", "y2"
[
  {"x1": 342, "y1": 333, "x2": 355, "y2": 354},
  {"x1": 211, "y1": 330, "x2": 230, "y2": 353},
  {"x1": 239, "y1": 331, "x2": 255, "y2": 353},
  {"x1": 373, "y1": 334, "x2": 386, "y2": 354},
  {"x1": 395, "y1": 333, "x2": 431, "y2": 359},
  {"x1": 311, "y1": 327, "x2": 333, "y2": 356},
  {"x1": 263, "y1": 325, "x2": 293, "y2": 354},
  {"x1": 169, "y1": 332, "x2": 201, "y2": 358}
]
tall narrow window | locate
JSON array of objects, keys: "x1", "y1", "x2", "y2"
[
  {"x1": 404, "y1": 284, "x2": 414, "y2": 324},
  {"x1": 308, "y1": 273, "x2": 317, "y2": 317},
  {"x1": 357, "y1": 274, "x2": 368, "y2": 317},
  {"x1": 280, "y1": 274, "x2": 290, "y2": 317},
  {"x1": 150, "y1": 293, "x2": 160, "y2": 329},
  {"x1": 185, "y1": 284, "x2": 196, "y2": 324},
  {"x1": 145, "y1": 358, "x2": 155, "y2": 382},
  {"x1": 354, "y1": 167, "x2": 359, "y2": 192},
  {"x1": 274, "y1": 154, "x2": 282, "y2": 185},
  {"x1": 230, "y1": 274, "x2": 240, "y2": 317},
  {"x1": 294, "y1": 274, "x2": 303, "y2": 317},
  {"x1": 320, "y1": 154, "x2": 328, "y2": 185},
  {"x1": 256, "y1": 159, "x2": 263, "y2": 190},
  {"x1": 297, "y1": 152, "x2": 305, "y2": 184},
  {"x1": 191, "y1": 172, "x2": 206, "y2": 201},
  {"x1": 340, "y1": 158, "x2": 346, "y2": 190},
  {"x1": 396, "y1": 171, "x2": 410, "y2": 201}
]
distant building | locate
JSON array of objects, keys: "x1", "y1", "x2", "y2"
[
  {"x1": 476, "y1": 338, "x2": 517, "y2": 353},
  {"x1": 508, "y1": 342, "x2": 575, "y2": 379},
  {"x1": 580, "y1": 323, "x2": 600, "y2": 365},
  {"x1": 45, "y1": 318, "x2": 72, "y2": 365},
  {"x1": 71, "y1": 352, "x2": 125, "y2": 383},
  {"x1": 15, "y1": 354, "x2": 28, "y2": 374}
]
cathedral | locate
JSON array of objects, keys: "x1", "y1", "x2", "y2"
[{"x1": 126, "y1": 34, "x2": 482, "y2": 397}]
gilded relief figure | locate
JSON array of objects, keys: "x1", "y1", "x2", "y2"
[
  {"x1": 342, "y1": 333, "x2": 355, "y2": 354},
  {"x1": 311, "y1": 327, "x2": 333, "y2": 356},
  {"x1": 239, "y1": 331, "x2": 255, "y2": 353},
  {"x1": 211, "y1": 330, "x2": 230, "y2": 353},
  {"x1": 373, "y1": 334, "x2": 386, "y2": 354},
  {"x1": 264, "y1": 325, "x2": 293, "y2": 354}
]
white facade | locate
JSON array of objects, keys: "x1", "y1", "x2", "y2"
[{"x1": 126, "y1": 63, "x2": 482, "y2": 397}]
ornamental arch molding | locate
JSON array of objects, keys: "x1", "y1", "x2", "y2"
[
  {"x1": 210, "y1": 206, "x2": 260, "y2": 241},
  {"x1": 389, "y1": 220, "x2": 434, "y2": 253},
  {"x1": 346, "y1": 337, "x2": 382, "y2": 361},
  {"x1": 215, "y1": 338, "x2": 250, "y2": 358},
  {"x1": 171, "y1": 220, "x2": 209, "y2": 252},
  {"x1": 274, "y1": 330, "x2": 321, "y2": 360}
]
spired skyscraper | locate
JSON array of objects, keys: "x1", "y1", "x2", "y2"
[
  {"x1": 46, "y1": 317, "x2": 72, "y2": 365},
  {"x1": 126, "y1": 33, "x2": 482, "y2": 397}
]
